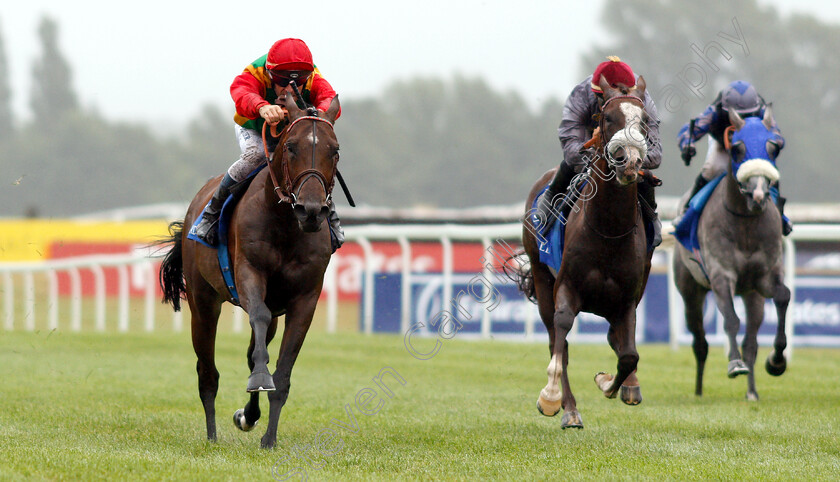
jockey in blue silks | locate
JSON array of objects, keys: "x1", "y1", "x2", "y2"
[{"x1": 676, "y1": 80, "x2": 792, "y2": 235}]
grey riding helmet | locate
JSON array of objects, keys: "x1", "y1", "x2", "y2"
[{"x1": 722, "y1": 80, "x2": 761, "y2": 115}]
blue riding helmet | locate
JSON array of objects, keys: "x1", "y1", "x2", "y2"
[{"x1": 722, "y1": 81, "x2": 761, "y2": 115}]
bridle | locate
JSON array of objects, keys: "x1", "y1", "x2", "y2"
[
  {"x1": 576, "y1": 94, "x2": 646, "y2": 239},
  {"x1": 263, "y1": 115, "x2": 336, "y2": 206},
  {"x1": 597, "y1": 94, "x2": 647, "y2": 170}
]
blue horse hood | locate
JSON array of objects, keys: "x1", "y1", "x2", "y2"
[{"x1": 730, "y1": 116, "x2": 783, "y2": 183}]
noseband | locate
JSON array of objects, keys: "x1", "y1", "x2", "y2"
[{"x1": 263, "y1": 116, "x2": 336, "y2": 205}]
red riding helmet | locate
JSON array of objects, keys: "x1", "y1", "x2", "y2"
[
  {"x1": 266, "y1": 38, "x2": 314, "y2": 72},
  {"x1": 590, "y1": 56, "x2": 635, "y2": 93}
]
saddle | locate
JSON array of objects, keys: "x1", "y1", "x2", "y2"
[{"x1": 186, "y1": 166, "x2": 266, "y2": 305}]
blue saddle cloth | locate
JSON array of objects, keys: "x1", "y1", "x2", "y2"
[
  {"x1": 186, "y1": 166, "x2": 269, "y2": 305},
  {"x1": 530, "y1": 185, "x2": 567, "y2": 272},
  {"x1": 673, "y1": 174, "x2": 725, "y2": 252},
  {"x1": 673, "y1": 174, "x2": 788, "y2": 252},
  {"x1": 529, "y1": 182, "x2": 655, "y2": 273}
]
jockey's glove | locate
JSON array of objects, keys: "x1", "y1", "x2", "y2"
[{"x1": 680, "y1": 145, "x2": 696, "y2": 166}]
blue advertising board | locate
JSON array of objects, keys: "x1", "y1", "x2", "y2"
[{"x1": 361, "y1": 270, "x2": 840, "y2": 347}]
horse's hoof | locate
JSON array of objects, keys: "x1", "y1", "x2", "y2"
[
  {"x1": 247, "y1": 371, "x2": 276, "y2": 392},
  {"x1": 620, "y1": 385, "x2": 643, "y2": 405},
  {"x1": 537, "y1": 396, "x2": 562, "y2": 417},
  {"x1": 233, "y1": 409, "x2": 258, "y2": 432},
  {"x1": 561, "y1": 410, "x2": 584, "y2": 429},
  {"x1": 260, "y1": 434, "x2": 276, "y2": 450},
  {"x1": 746, "y1": 392, "x2": 759, "y2": 402},
  {"x1": 765, "y1": 353, "x2": 787, "y2": 376},
  {"x1": 727, "y1": 360, "x2": 749, "y2": 378},
  {"x1": 594, "y1": 372, "x2": 617, "y2": 398}
]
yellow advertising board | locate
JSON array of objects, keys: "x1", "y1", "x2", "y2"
[{"x1": 0, "y1": 219, "x2": 171, "y2": 261}]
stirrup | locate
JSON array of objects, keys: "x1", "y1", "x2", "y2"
[{"x1": 193, "y1": 215, "x2": 219, "y2": 245}]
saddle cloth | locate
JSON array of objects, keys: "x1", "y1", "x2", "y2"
[{"x1": 530, "y1": 180, "x2": 654, "y2": 274}]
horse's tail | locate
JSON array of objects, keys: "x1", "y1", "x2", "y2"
[
  {"x1": 502, "y1": 248, "x2": 537, "y2": 304},
  {"x1": 154, "y1": 221, "x2": 186, "y2": 312}
]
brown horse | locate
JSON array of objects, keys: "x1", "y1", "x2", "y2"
[
  {"x1": 515, "y1": 76, "x2": 653, "y2": 429},
  {"x1": 158, "y1": 92, "x2": 341, "y2": 448}
]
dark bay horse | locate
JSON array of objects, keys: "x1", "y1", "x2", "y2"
[
  {"x1": 158, "y1": 92, "x2": 341, "y2": 448},
  {"x1": 673, "y1": 107, "x2": 790, "y2": 401},
  {"x1": 516, "y1": 76, "x2": 653, "y2": 429}
]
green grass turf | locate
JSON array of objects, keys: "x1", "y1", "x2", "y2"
[{"x1": 0, "y1": 329, "x2": 838, "y2": 480}]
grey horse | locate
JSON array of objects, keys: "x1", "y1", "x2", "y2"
[{"x1": 673, "y1": 107, "x2": 790, "y2": 401}]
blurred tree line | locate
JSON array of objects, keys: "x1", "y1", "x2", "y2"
[
  {"x1": 583, "y1": 0, "x2": 840, "y2": 204},
  {"x1": 1, "y1": 2, "x2": 838, "y2": 218}
]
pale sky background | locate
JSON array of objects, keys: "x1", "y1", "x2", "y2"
[{"x1": 2, "y1": 0, "x2": 839, "y2": 127}]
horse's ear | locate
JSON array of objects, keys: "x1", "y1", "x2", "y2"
[
  {"x1": 324, "y1": 95, "x2": 340, "y2": 124},
  {"x1": 284, "y1": 86, "x2": 304, "y2": 120},
  {"x1": 633, "y1": 75, "x2": 646, "y2": 99},
  {"x1": 762, "y1": 103, "x2": 774, "y2": 130},
  {"x1": 599, "y1": 75, "x2": 620, "y2": 99},
  {"x1": 728, "y1": 108, "x2": 745, "y2": 130}
]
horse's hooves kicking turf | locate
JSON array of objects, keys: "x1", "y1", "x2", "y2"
[
  {"x1": 561, "y1": 410, "x2": 584, "y2": 429},
  {"x1": 620, "y1": 385, "x2": 643, "y2": 405},
  {"x1": 233, "y1": 409, "x2": 257, "y2": 432},
  {"x1": 247, "y1": 372, "x2": 276, "y2": 392},
  {"x1": 727, "y1": 360, "x2": 750, "y2": 378},
  {"x1": 765, "y1": 353, "x2": 787, "y2": 376}
]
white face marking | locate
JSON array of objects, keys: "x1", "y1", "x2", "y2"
[
  {"x1": 606, "y1": 101, "x2": 648, "y2": 167},
  {"x1": 305, "y1": 131, "x2": 316, "y2": 145}
]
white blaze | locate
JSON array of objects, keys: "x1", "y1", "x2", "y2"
[{"x1": 606, "y1": 102, "x2": 648, "y2": 165}]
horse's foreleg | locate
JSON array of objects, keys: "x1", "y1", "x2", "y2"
[
  {"x1": 710, "y1": 276, "x2": 749, "y2": 378},
  {"x1": 537, "y1": 286, "x2": 582, "y2": 429},
  {"x1": 596, "y1": 306, "x2": 640, "y2": 403},
  {"x1": 245, "y1": 301, "x2": 276, "y2": 392},
  {"x1": 766, "y1": 277, "x2": 790, "y2": 377},
  {"x1": 235, "y1": 316, "x2": 280, "y2": 432},
  {"x1": 742, "y1": 292, "x2": 765, "y2": 401},
  {"x1": 261, "y1": 295, "x2": 318, "y2": 449}
]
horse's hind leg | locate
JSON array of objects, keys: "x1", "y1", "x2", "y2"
[
  {"x1": 675, "y1": 260, "x2": 709, "y2": 396},
  {"x1": 537, "y1": 285, "x2": 582, "y2": 429},
  {"x1": 742, "y1": 292, "x2": 765, "y2": 401},
  {"x1": 532, "y1": 264, "x2": 556, "y2": 355},
  {"x1": 766, "y1": 276, "x2": 790, "y2": 377},
  {"x1": 234, "y1": 316, "x2": 279, "y2": 432},
  {"x1": 710, "y1": 276, "x2": 749, "y2": 378},
  {"x1": 261, "y1": 295, "x2": 319, "y2": 449},
  {"x1": 188, "y1": 291, "x2": 223, "y2": 442}
]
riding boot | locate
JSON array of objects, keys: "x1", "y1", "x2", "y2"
[
  {"x1": 638, "y1": 175, "x2": 662, "y2": 248},
  {"x1": 673, "y1": 173, "x2": 709, "y2": 226},
  {"x1": 776, "y1": 195, "x2": 793, "y2": 236},
  {"x1": 328, "y1": 201, "x2": 345, "y2": 253},
  {"x1": 684, "y1": 173, "x2": 709, "y2": 211},
  {"x1": 536, "y1": 162, "x2": 576, "y2": 231},
  {"x1": 193, "y1": 173, "x2": 236, "y2": 246}
]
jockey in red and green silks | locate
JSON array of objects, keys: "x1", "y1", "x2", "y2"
[{"x1": 193, "y1": 38, "x2": 343, "y2": 248}]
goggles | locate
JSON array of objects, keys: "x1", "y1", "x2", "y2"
[{"x1": 267, "y1": 69, "x2": 312, "y2": 87}]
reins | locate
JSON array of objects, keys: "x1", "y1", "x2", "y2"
[
  {"x1": 262, "y1": 116, "x2": 335, "y2": 205},
  {"x1": 723, "y1": 125, "x2": 735, "y2": 151}
]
